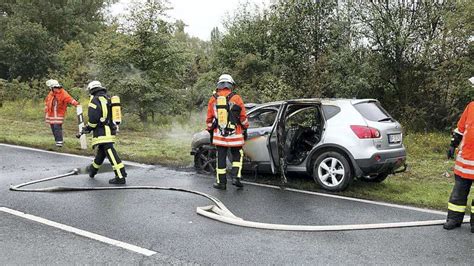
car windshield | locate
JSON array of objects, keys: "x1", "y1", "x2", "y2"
[{"x1": 354, "y1": 101, "x2": 392, "y2": 122}]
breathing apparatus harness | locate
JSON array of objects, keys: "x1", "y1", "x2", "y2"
[{"x1": 212, "y1": 92, "x2": 242, "y2": 137}]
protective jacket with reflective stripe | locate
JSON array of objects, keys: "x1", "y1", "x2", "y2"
[
  {"x1": 44, "y1": 88, "x2": 79, "y2": 124},
  {"x1": 206, "y1": 88, "x2": 249, "y2": 147},
  {"x1": 86, "y1": 91, "x2": 116, "y2": 147},
  {"x1": 454, "y1": 101, "x2": 474, "y2": 180}
]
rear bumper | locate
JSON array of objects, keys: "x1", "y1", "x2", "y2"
[{"x1": 355, "y1": 149, "x2": 407, "y2": 176}]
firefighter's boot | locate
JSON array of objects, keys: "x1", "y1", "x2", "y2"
[
  {"x1": 109, "y1": 177, "x2": 126, "y2": 185},
  {"x1": 87, "y1": 164, "x2": 99, "y2": 178},
  {"x1": 443, "y1": 219, "x2": 462, "y2": 230},
  {"x1": 232, "y1": 178, "x2": 243, "y2": 188},
  {"x1": 213, "y1": 182, "x2": 226, "y2": 190}
]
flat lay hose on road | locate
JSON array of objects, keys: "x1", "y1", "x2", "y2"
[{"x1": 9, "y1": 169, "x2": 468, "y2": 231}]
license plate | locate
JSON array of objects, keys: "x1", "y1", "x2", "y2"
[{"x1": 388, "y1": 134, "x2": 402, "y2": 144}]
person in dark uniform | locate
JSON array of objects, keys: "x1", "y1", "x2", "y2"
[{"x1": 79, "y1": 80, "x2": 127, "y2": 184}]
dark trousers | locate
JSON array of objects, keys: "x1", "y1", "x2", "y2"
[
  {"x1": 90, "y1": 143, "x2": 127, "y2": 179},
  {"x1": 216, "y1": 146, "x2": 243, "y2": 184},
  {"x1": 447, "y1": 175, "x2": 473, "y2": 224},
  {"x1": 50, "y1": 124, "x2": 63, "y2": 146}
]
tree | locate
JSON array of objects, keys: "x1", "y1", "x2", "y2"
[
  {"x1": 91, "y1": 0, "x2": 192, "y2": 121},
  {"x1": 0, "y1": 16, "x2": 59, "y2": 80}
]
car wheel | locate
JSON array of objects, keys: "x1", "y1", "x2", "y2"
[
  {"x1": 361, "y1": 172, "x2": 389, "y2": 183},
  {"x1": 194, "y1": 145, "x2": 216, "y2": 174},
  {"x1": 312, "y1": 151, "x2": 353, "y2": 191}
]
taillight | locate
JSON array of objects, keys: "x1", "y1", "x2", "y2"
[{"x1": 350, "y1": 125, "x2": 381, "y2": 139}]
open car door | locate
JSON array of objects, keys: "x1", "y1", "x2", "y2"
[{"x1": 266, "y1": 100, "x2": 322, "y2": 182}]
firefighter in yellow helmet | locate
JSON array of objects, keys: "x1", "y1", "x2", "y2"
[
  {"x1": 206, "y1": 74, "x2": 249, "y2": 190},
  {"x1": 78, "y1": 81, "x2": 127, "y2": 184}
]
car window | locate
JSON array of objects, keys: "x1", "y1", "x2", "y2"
[
  {"x1": 286, "y1": 106, "x2": 320, "y2": 128},
  {"x1": 248, "y1": 109, "x2": 278, "y2": 128},
  {"x1": 322, "y1": 105, "x2": 341, "y2": 120},
  {"x1": 354, "y1": 101, "x2": 392, "y2": 122}
]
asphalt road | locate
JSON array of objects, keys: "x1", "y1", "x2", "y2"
[{"x1": 0, "y1": 144, "x2": 472, "y2": 264}]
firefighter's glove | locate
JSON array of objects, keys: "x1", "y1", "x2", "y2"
[
  {"x1": 447, "y1": 146, "x2": 456, "y2": 160},
  {"x1": 76, "y1": 127, "x2": 91, "y2": 138}
]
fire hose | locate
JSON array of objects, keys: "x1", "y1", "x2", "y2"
[{"x1": 9, "y1": 169, "x2": 468, "y2": 231}]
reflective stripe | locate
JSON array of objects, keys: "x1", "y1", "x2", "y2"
[
  {"x1": 107, "y1": 148, "x2": 123, "y2": 178},
  {"x1": 112, "y1": 163, "x2": 125, "y2": 170},
  {"x1": 88, "y1": 103, "x2": 97, "y2": 109},
  {"x1": 454, "y1": 165, "x2": 474, "y2": 175},
  {"x1": 448, "y1": 202, "x2": 466, "y2": 213},
  {"x1": 216, "y1": 167, "x2": 226, "y2": 183},
  {"x1": 456, "y1": 156, "x2": 474, "y2": 166},
  {"x1": 88, "y1": 122, "x2": 97, "y2": 128},
  {"x1": 213, "y1": 134, "x2": 244, "y2": 140},
  {"x1": 91, "y1": 136, "x2": 115, "y2": 146},
  {"x1": 232, "y1": 162, "x2": 242, "y2": 167},
  {"x1": 213, "y1": 139, "x2": 245, "y2": 147},
  {"x1": 238, "y1": 149, "x2": 243, "y2": 178},
  {"x1": 92, "y1": 162, "x2": 100, "y2": 169},
  {"x1": 105, "y1": 125, "x2": 111, "y2": 137},
  {"x1": 99, "y1": 96, "x2": 108, "y2": 122}
]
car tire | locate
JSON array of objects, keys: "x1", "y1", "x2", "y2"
[
  {"x1": 361, "y1": 172, "x2": 389, "y2": 183},
  {"x1": 194, "y1": 145, "x2": 216, "y2": 174},
  {"x1": 312, "y1": 151, "x2": 353, "y2": 192}
]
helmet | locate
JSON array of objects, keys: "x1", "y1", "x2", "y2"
[
  {"x1": 87, "y1": 80, "x2": 105, "y2": 94},
  {"x1": 46, "y1": 79, "x2": 61, "y2": 88},
  {"x1": 469, "y1": 77, "x2": 474, "y2": 86},
  {"x1": 217, "y1": 74, "x2": 235, "y2": 90}
]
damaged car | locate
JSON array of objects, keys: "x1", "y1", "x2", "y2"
[{"x1": 191, "y1": 99, "x2": 407, "y2": 191}]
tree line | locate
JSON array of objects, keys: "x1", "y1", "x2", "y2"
[{"x1": 0, "y1": 0, "x2": 472, "y2": 131}]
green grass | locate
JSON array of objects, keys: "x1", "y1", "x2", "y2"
[{"x1": 0, "y1": 100, "x2": 470, "y2": 211}]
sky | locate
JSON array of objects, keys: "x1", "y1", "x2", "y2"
[{"x1": 110, "y1": 0, "x2": 271, "y2": 41}]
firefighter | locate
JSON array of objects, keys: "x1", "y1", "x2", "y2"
[
  {"x1": 80, "y1": 81, "x2": 127, "y2": 185},
  {"x1": 44, "y1": 79, "x2": 80, "y2": 147},
  {"x1": 206, "y1": 74, "x2": 249, "y2": 190},
  {"x1": 444, "y1": 77, "x2": 474, "y2": 233}
]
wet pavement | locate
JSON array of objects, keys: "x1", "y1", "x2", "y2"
[{"x1": 0, "y1": 144, "x2": 472, "y2": 264}]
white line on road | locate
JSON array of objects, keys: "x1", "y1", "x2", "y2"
[
  {"x1": 0, "y1": 143, "x2": 151, "y2": 168},
  {"x1": 242, "y1": 182, "x2": 448, "y2": 216},
  {"x1": 0, "y1": 207, "x2": 157, "y2": 257}
]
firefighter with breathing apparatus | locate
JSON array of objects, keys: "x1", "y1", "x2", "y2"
[
  {"x1": 77, "y1": 81, "x2": 127, "y2": 184},
  {"x1": 206, "y1": 74, "x2": 249, "y2": 190},
  {"x1": 444, "y1": 77, "x2": 474, "y2": 233}
]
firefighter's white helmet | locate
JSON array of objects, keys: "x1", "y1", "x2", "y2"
[
  {"x1": 469, "y1": 77, "x2": 474, "y2": 86},
  {"x1": 218, "y1": 74, "x2": 235, "y2": 85},
  {"x1": 46, "y1": 79, "x2": 61, "y2": 88},
  {"x1": 217, "y1": 74, "x2": 235, "y2": 90},
  {"x1": 87, "y1": 80, "x2": 104, "y2": 94}
]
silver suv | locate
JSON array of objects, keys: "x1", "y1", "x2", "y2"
[{"x1": 191, "y1": 99, "x2": 407, "y2": 191}]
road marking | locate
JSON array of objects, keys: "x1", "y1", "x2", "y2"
[
  {"x1": 0, "y1": 143, "x2": 151, "y2": 168},
  {"x1": 242, "y1": 181, "x2": 448, "y2": 216},
  {"x1": 0, "y1": 207, "x2": 157, "y2": 257}
]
